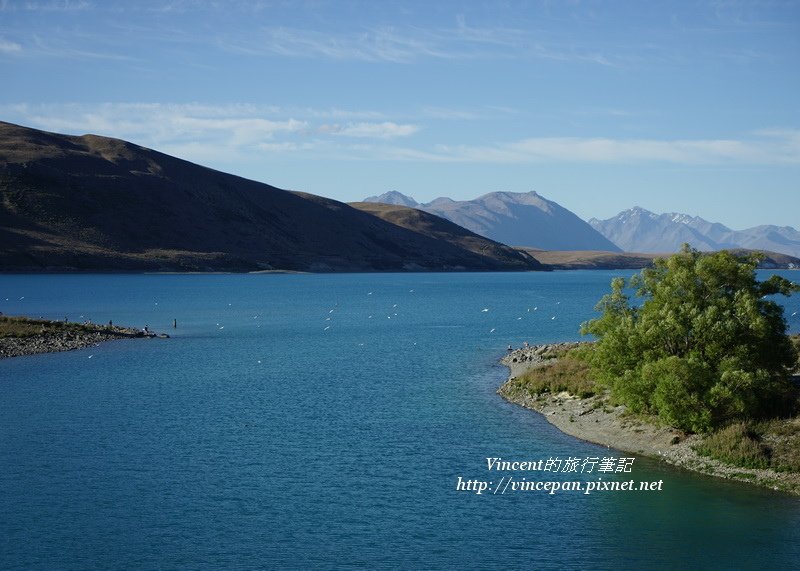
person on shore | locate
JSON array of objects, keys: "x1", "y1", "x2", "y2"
[
  {"x1": 108, "y1": 320, "x2": 113, "y2": 328},
  {"x1": 507, "y1": 344, "x2": 513, "y2": 352},
  {"x1": 173, "y1": 318, "x2": 177, "y2": 329},
  {"x1": 144, "y1": 325, "x2": 149, "y2": 334}
]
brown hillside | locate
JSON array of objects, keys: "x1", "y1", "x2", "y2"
[{"x1": 0, "y1": 121, "x2": 541, "y2": 272}]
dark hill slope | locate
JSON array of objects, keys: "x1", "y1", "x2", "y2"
[{"x1": 0, "y1": 122, "x2": 540, "y2": 272}]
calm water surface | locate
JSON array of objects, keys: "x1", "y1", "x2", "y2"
[{"x1": 1, "y1": 271, "x2": 799, "y2": 569}]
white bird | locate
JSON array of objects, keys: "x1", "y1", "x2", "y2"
[
  {"x1": 324, "y1": 326, "x2": 330, "y2": 331},
  {"x1": 368, "y1": 315, "x2": 373, "y2": 319},
  {"x1": 793, "y1": 312, "x2": 798, "y2": 316},
  {"x1": 393, "y1": 304, "x2": 398, "y2": 308},
  {"x1": 367, "y1": 292, "x2": 373, "y2": 295},
  {"x1": 489, "y1": 328, "x2": 496, "y2": 333},
  {"x1": 88, "y1": 355, "x2": 93, "y2": 359},
  {"x1": 329, "y1": 309, "x2": 334, "y2": 314},
  {"x1": 219, "y1": 326, "x2": 224, "y2": 329},
  {"x1": 481, "y1": 308, "x2": 489, "y2": 312},
  {"x1": 551, "y1": 316, "x2": 556, "y2": 320},
  {"x1": 534, "y1": 307, "x2": 538, "y2": 311},
  {"x1": 257, "y1": 360, "x2": 262, "y2": 364},
  {"x1": 517, "y1": 317, "x2": 522, "y2": 320}
]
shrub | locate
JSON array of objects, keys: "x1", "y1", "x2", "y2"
[
  {"x1": 695, "y1": 423, "x2": 770, "y2": 469},
  {"x1": 581, "y1": 246, "x2": 799, "y2": 432}
]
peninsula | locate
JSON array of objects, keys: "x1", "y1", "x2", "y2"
[
  {"x1": 0, "y1": 315, "x2": 166, "y2": 359},
  {"x1": 498, "y1": 342, "x2": 800, "y2": 495}
]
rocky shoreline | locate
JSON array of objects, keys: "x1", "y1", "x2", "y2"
[
  {"x1": 498, "y1": 343, "x2": 800, "y2": 496},
  {"x1": 0, "y1": 319, "x2": 168, "y2": 360}
]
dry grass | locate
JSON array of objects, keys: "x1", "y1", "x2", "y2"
[
  {"x1": 695, "y1": 418, "x2": 800, "y2": 473},
  {"x1": 509, "y1": 351, "x2": 596, "y2": 398},
  {"x1": 695, "y1": 423, "x2": 771, "y2": 469},
  {"x1": 754, "y1": 418, "x2": 800, "y2": 473},
  {"x1": 0, "y1": 315, "x2": 101, "y2": 338}
]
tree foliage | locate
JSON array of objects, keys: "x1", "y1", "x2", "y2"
[{"x1": 581, "y1": 246, "x2": 799, "y2": 432}]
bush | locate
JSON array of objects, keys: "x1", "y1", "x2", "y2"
[
  {"x1": 695, "y1": 423, "x2": 770, "y2": 469},
  {"x1": 581, "y1": 246, "x2": 799, "y2": 432}
]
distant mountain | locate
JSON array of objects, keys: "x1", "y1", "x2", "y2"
[
  {"x1": 363, "y1": 190, "x2": 620, "y2": 251},
  {"x1": 363, "y1": 191, "x2": 419, "y2": 208},
  {"x1": 589, "y1": 207, "x2": 800, "y2": 257},
  {"x1": 0, "y1": 121, "x2": 542, "y2": 272}
]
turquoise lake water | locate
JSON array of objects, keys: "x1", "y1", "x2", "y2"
[{"x1": 1, "y1": 271, "x2": 799, "y2": 569}]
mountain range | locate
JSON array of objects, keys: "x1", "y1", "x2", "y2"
[
  {"x1": 589, "y1": 207, "x2": 800, "y2": 257},
  {"x1": 363, "y1": 190, "x2": 620, "y2": 252},
  {"x1": 3, "y1": 120, "x2": 796, "y2": 273},
  {"x1": 0, "y1": 121, "x2": 541, "y2": 272}
]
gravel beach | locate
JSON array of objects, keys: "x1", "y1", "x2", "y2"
[
  {"x1": 498, "y1": 344, "x2": 800, "y2": 495},
  {"x1": 0, "y1": 318, "x2": 166, "y2": 359}
]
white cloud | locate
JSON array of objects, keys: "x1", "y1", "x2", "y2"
[
  {"x1": 320, "y1": 122, "x2": 419, "y2": 139},
  {"x1": 0, "y1": 38, "x2": 22, "y2": 53},
  {"x1": 0, "y1": 0, "x2": 90, "y2": 11},
  {"x1": 215, "y1": 20, "x2": 620, "y2": 66},
  {"x1": 5, "y1": 102, "x2": 798, "y2": 168},
  {"x1": 0, "y1": 103, "x2": 421, "y2": 168},
  {"x1": 379, "y1": 132, "x2": 800, "y2": 165},
  {"x1": 242, "y1": 26, "x2": 452, "y2": 64}
]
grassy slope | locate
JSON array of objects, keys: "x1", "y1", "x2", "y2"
[{"x1": 0, "y1": 121, "x2": 539, "y2": 273}]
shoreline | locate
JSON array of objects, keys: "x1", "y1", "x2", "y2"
[
  {"x1": 498, "y1": 344, "x2": 800, "y2": 496},
  {"x1": 0, "y1": 316, "x2": 168, "y2": 360}
]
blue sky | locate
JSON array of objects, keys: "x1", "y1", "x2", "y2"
[{"x1": 1, "y1": 0, "x2": 799, "y2": 229}]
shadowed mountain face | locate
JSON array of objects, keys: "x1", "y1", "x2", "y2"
[
  {"x1": 589, "y1": 207, "x2": 800, "y2": 257},
  {"x1": 364, "y1": 190, "x2": 621, "y2": 252},
  {"x1": 0, "y1": 121, "x2": 542, "y2": 272}
]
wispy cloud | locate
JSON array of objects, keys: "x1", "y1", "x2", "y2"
[
  {"x1": 216, "y1": 17, "x2": 622, "y2": 66},
  {"x1": 0, "y1": 37, "x2": 22, "y2": 53},
  {"x1": 2, "y1": 0, "x2": 91, "y2": 11},
  {"x1": 378, "y1": 132, "x2": 800, "y2": 165},
  {"x1": 319, "y1": 122, "x2": 418, "y2": 139},
  {"x1": 5, "y1": 103, "x2": 798, "y2": 168},
  {"x1": 0, "y1": 102, "x2": 421, "y2": 164},
  {"x1": 232, "y1": 26, "x2": 453, "y2": 64}
]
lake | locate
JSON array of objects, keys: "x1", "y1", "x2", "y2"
[{"x1": 1, "y1": 271, "x2": 799, "y2": 569}]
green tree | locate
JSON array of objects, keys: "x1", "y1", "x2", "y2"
[{"x1": 581, "y1": 246, "x2": 798, "y2": 432}]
